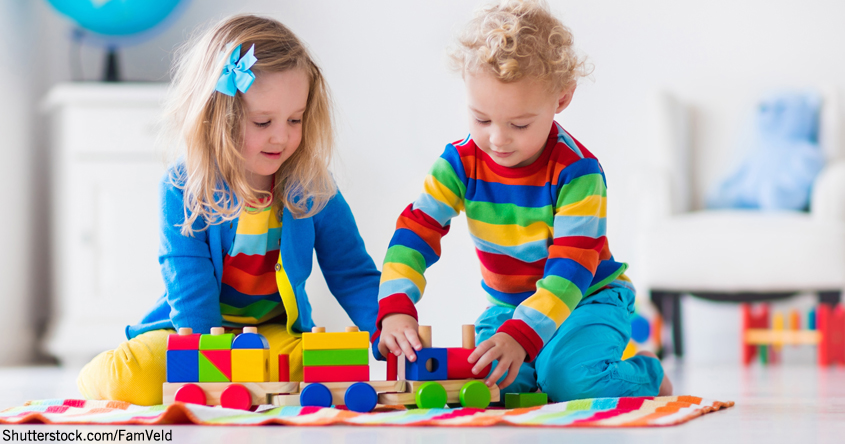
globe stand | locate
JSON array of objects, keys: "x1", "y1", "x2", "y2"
[{"x1": 104, "y1": 47, "x2": 120, "y2": 82}]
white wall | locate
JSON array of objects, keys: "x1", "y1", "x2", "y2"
[
  {"x1": 27, "y1": 0, "x2": 845, "y2": 359},
  {"x1": 0, "y1": 0, "x2": 35, "y2": 365}
]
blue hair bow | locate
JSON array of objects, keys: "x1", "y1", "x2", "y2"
[{"x1": 215, "y1": 44, "x2": 257, "y2": 96}]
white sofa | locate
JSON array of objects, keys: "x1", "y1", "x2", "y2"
[{"x1": 636, "y1": 89, "x2": 845, "y2": 357}]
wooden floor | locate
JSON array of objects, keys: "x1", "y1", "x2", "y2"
[{"x1": 1, "y1": 362, "x2": 844, "y2": 443}]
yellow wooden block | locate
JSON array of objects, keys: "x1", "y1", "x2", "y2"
[
  {"x1": 302, "y1": 331, "x2": 370, "y2": 350},
  {"x1": 231, "y1": 349, "x2": 270, "y2": 382}
]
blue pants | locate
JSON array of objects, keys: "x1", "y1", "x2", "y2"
[{"x1": 476, "y1": 286, "x2": 664, "y2": 402}]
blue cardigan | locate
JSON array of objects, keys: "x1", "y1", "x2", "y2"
[{"x1": 127, "y1": 166, "x2": 381, "y2": 352}]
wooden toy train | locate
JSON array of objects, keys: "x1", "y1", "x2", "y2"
[{"x1": 163, "y1": 324, "x2": 499, "y2": 412}]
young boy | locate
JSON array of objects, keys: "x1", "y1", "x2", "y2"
[{"x1": 376, "y1": 0, "x2": 671, "y2": 401}]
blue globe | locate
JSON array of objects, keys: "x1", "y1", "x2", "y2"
[{"x1": 46, "y1": 0, "x2": 183, "y2": 37}]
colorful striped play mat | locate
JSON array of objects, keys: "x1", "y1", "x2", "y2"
[{"x1": 1, "y1": 396, "x2": 732, "y2": 427}]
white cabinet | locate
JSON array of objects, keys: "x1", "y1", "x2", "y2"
[{"x1": 42, "y1": 83, "x2": 169, "y2": 368}]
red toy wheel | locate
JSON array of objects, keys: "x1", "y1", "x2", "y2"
[
  {"x1": 221, "y1": 384, "x2": 253, "y2": 410},
  {"x1": 174, "y1": 383, "x2": 207, "y2": 406}
]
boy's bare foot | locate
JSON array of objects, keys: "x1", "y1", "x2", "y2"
[{"x1": 636, "y1": 350, "x2": 674, "y2": 396}]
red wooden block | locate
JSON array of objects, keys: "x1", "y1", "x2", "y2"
[
  {"x1": 201, "y1": 349, "x2": 232, "y2": 380},
  {"x1": 819, "y1": 304, "x2": 831, "y2": 366},
  {"x1": 741, "y1": 304, "x2": 755, "y2": 366},
  {"x1": 279, "y1": 354, "x2": 290, "y2": 382},
  {"x1": 446, "y1": 347, "x2": 491, "y2": 379},
  {"x1": 386, "y1": 353, "x2": 397, "y2": 381},
  {"x1": 830, "y1": 305, "x2": 845, "y2": 365},
  {"x1": 303, "y1": 365, "x2": 369, "y2": 383},
  {"x1": 167, "y1": 333, "x2": 201, "y2": 350}
]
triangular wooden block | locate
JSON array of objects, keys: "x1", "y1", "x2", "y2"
[{"x1": 200, "y1": 350, "x2": 231, "y2": 382}]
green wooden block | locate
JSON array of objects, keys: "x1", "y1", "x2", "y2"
[
  {"x1": 199, "y1": 333, "x2": 234, "y2": 350},
  {"x1": 759, "y1": 345, "x2": 768, "y2": 365},
  {"x1": 505, "y1": 392, "x2": 548, "y2": 409},
  {"x1": 302, "y1": 349, "x2": 369, "y2": 367},
  {"x1": 199, "y1": 353, "x2": 230, "y2": 382}
]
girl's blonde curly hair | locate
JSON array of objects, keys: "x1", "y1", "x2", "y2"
[
  {"x1": 163, "y1": 15, "x2": 336, "y2": 237},
  {"x1": 449, "y1": 0, "x2": 590, "y2": 91}
]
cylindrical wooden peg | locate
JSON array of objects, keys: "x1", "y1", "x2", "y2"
[
  {"x1": 178, "y1": 327, "x2": 193, "y2": 335},
  {"x1": 418, "y1": 325, "x2": 432, "y2": 348},
  {"x1": 311, "y1": 326, "x2": 326, "y2": 333},
  {"x1": 462, "y1": 324, "x2": 476, "y2": 349},
  {"x1": 243, "y1": 326, "x2": 258, "y2": 334},
  {"x1": 346, "y1": 326, "x2": 359, "y2": 332},
  {"x1": 210, "y1": 327, "x2": 225, "y2": 335},
  {"x1": 278, "y1": 354, "x2": 290, "y2": 382},
  {"x1": 386, "y1": 353, "x2": 398, "y2": 381}
]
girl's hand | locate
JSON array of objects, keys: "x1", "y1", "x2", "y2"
[
  {"x1": 468, "y1": 333, "x2": 527, "y2": 389},
  {"x1": 378, "y1": 314, "x2": 423, "y2": 362}
]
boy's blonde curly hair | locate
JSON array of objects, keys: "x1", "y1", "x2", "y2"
[{"x1": 449, "y1": 0, "x2": 589, "y2": 91}]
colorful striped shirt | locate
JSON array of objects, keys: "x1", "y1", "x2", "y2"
[
  {"x1": 220, "y1": 200, "x2": 289, "y2": 326},
  {"x1": 377, "y1": 122, "x2": 633, "y2": 361}
]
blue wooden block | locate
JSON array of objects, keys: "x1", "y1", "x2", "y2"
[
  {"x1": 405, "y1": 348, "x2": 448, "y2": 381},
  {"x1": 166, "y1": 350, "x2": 198, "y2": 383},
  {"x1": 232, "y1": 332, "x2": 269, "y2": 349}
]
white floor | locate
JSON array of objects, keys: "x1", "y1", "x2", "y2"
[{"x1": 1, "y1": 362, "x2": 844, "y2": 443}]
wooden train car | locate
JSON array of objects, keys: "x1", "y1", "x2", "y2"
[{"x1": 163, "y1": 324, "x2": 499, "y2": 412}]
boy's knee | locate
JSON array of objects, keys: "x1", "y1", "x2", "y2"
[{"x1": 539, "y1": 360, "x2": 612, "y2": 402}]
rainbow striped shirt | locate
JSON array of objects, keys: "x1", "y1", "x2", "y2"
[
  {"x1": 377, "y1": 122, "x2": 633, "y2": 360},
  {"x1": 220, "y1": 201, "x2": 288, "y2": 326}
]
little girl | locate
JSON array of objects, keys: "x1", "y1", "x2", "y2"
[
  {"x1": 377, "y1": 0, "x2": 671, "y2": 402},
  {"x1": 77, "y1": 15, "x2": 380, "y2": 406}
]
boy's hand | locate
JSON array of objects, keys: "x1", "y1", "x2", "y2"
[
  {"x1": 468, "y1": 333, "x2": 527, "y2": 389},
  {"x1": 378, "y1": 314, "x2": 423, "y2": 362}
]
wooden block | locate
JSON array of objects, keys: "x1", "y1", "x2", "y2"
[
  {"x1": 270, "y1": 394, "x2": 301, "y2": 407},
  {"x1": 231, "y1": 349, "x2": 270, "y2": 382},
  {"x1": 302, "y1": 331, "x2": 369, "y2": 350},
  {"x1": 199, "y1": 332, "x2": 234, "y2": 350},
  {"x1": 300, "y1": 380, "x2": 405, "y2": 393},
  {"x1": 167, "y1": 331, "x2": 201, "y2": 351},
  {"x1": 828, "y1": 305, "x2": 845, "y2": 365},
  {"x1": 346, "y1": 326, "x2": 359, "y2": 332},
  {"x1": 303, "y1": 349, "x2": 368, "y2": 367},
  {"x1": 789, "y1": 310, "x2": 801, "y2": 330},
  {"x1": 166, "y1": 350, "x2": 198, "y2": 383},
  {"x1": 745, "y1": 329, "x2": 820, "y2": 345},
  {"x1": 462, "y1": 325, "x2": 475, "y2": 349},
  {"x1": 297, "y1": 382, "x2": 401, "y2": 407},
  {"x1": 232, "y1": 332, "x2": 269, "y2": 350},
  {"x1": 397, "y1": 353, "x2": 406, "y2": 380},
  {"x1": 163, "y1": 381, "x2": 299, "y2": 405},
  {"x1": 406, "y1": 348, "x2": 447, "y2": 381},
  {"x1": 387, "y1": 353, "x2": 397, "y2": 380},
  {"x1": 303, "y1": 365, "x2": 369, "y2": 382},
  {"x1": 504, "y1": 392, "x2": 548, "y2": 409},
  {"x1": 446, "y1": 347, "x2": 490, "y2": 379},
  {"x1": 199, "y1": 350, "x2": 231, "y2": 382},
  {"x1": 378, "y1": 391, "x2": 415, "y2": 406},
  {"x1": 418, "y1": 325, "x2": 432, "y2": 348},
  {"x1": 401, "y1": 380, "x2": 501, "y2": 405},
  {"x1": 311, "y1": 327, "x2": 326, "y2": 333},
  {"x1": 279, "y1": 354, "x2": 290, "y2": 382}
]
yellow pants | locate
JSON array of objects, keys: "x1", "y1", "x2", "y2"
[{"x1": 77, "y1": 324, "x2": 303, "y2": 406}]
